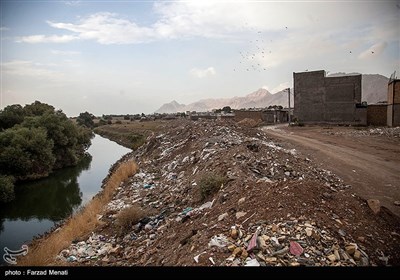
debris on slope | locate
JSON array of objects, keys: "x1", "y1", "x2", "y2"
[{"x1": 57, "y1": 119, "x2": 400, "y2": 266}]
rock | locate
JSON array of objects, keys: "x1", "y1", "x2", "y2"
[
  {"x1": 149, "y1": 234, "x2": 156, "y2": 240},
  {"x1": 345, "y1": 244, "x2": 356, "y2": 255},
  {"x1": 367, "y1": 199, "x2": 381, "y2": 214},
  {"x1": 232, "y1": 247, "x2": 242, "y2": 257},
  {"x1": 322, "y1": 192, "x2": 333, "y2": 199},
  {"x1": 144, "y1": 224, "x2": 153, "y2": 231},
  {"x1": 238, "y1": 197, "x2": 246, "y2": 204},
  {"x1": 338, "y1": 229, "x2": 346, "y2": 237},
  {"x1": 327, "y1": 254, "x2": 337, "y2": 262},
  {"x1": 357, "y1": 236, "x2": 365, "y2": 242},
  {"x1": 231, "y1": 228, "x2": 238, "y2": 239},
  {"x1": 256, "y1": 236, "x2": 267, "y2": 250},
  {"x1": 218, "y1": 212, "x2": 229, "y2": 222},
  {"x1": 285, "y1": 171, "x2": 290, "y2": 176},
  {"x1": 354, "y1": 250, "x2": 361, "y2": 261},
  {"x1": 228, "y1": 244, "x2": 236, "y2": 252},
  {"x1": 271, "y1": 224, "x2": 278, "y2": 232},
  {"x1": 394, "y1": 201, "x2": 400, "y2": 206},
  {"x1": 305, "y1": 228, "x2": 313, "y2": 237},
  {"x1": 235, "y1": 211, "x2": 247, "y2": 219},
  {"x1": 241, "y1": 248, "x2": 249, "y2": 259}
]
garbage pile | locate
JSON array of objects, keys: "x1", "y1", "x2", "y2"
[{"x1": 57, "y1": 119, "x2": 400, "y2": 266}]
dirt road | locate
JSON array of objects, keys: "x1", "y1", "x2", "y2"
[{"x1": 262, "y1": 124, "x2": 400, "y2": 217}]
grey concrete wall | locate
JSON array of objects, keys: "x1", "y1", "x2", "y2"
[{"x1": 294, "y1": 70, "x2": 362, "y2": 124}]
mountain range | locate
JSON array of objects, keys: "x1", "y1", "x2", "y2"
[{"x1": 155, "y1": 73, "x2": 389, "y2": 113}]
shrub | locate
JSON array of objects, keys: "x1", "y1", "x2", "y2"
[
  {"x1": 199, "y1": 173, "x2": 226, "y2": 201},
  {"x1": 115, "y1": 204, "x2": 147, "y2": 234},
  {"x1": 0, "y1": 175, "x2": 15, "y2": 203}
]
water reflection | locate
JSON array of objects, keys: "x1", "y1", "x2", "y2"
[
  {"x1": 0, "y1": 155, "x2": 91, "y2": 224},
  {"x1": 0, "y1": 134, "x2": 131, "y2": 255}
]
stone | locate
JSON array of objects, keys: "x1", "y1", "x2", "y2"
[
  {"x1": 236, "y1": 211, "x2": 247, "y2": 219},
  {"x1": 357, "y1": 236, "x2": 365, "y2": 242},
  {"x1": 144, "y1": 224, "x2": 153, "y2": 231},
  {"x1": 367, "y1": 199, "x2": 381, "y2": 214},
  {"x1": 228, "y1": 244, "x2": 236, "y2": 252},
  {"x1": 218, "y1": 212, "x2": 229, "y2": 221},
  {"x1": 231, "y1": 228, "x2": 238, "y2": 239},
  {"x1": 149, "y1": 234, "x2": 156, "y2": 240},
  {"x1": 345, "y1": 244, "x2": 356, "y2": 255},
  {"x1": 305, "y1": 228, "x2": 313, "y2": 237},
  {"x1": 241, "y1": 248, "x2": 249, "y2": 259},
  {"x1": 327, "y1": 254, "x2": 337, "y2": 262},
  {"x1": 256, "y1": 236, "x2": 267, "y2": 250},
  {"x1": 394, "y1": 201, "x2": 400, "y2": 206},
  {"x1": 354, "y1": 250, "x2": 361, "y2": 261},
  {"x1": 232, "y1": 247, "x2": 242, "y2": 257},
  {"x1": 238, "y1": 197, "x2": 246, "y2": 204},
  {"x1": 271, "y1": 224, "x2": 278, "y2": 232}
]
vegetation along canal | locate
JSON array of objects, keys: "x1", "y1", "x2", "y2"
[{"x1": 0, "y1": 134, "x2": 131, "y2": 255}]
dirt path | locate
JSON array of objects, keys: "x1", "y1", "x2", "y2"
[{"x1": 262, "y1": 124, "x2": 400, "y2": 217}]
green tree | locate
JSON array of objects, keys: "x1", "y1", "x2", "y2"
[
  {"x1": 222, "y1": 106, "x2": 232, "y2": 113},
  {"x1": 76, "y1": 111, "x2": 95, "y2": 128},
  {"x1": 0, "y1": 175, "x2": 15, "y2": 203},
  {"x1": 24, "y1": 101, "x2": 55, "y2": 116},
  {"x1": 0, "y1": 126, "x2": 55, "y2": 180},
  {"x1": 0, "y1": 104, "x2": 25, "y2": 130},
  {"x1": 22, "y1": 111, "x2": 92, "y2": 168}
]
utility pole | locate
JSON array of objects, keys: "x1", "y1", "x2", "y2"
[{"x1": 288, "y1": 88, "x2": 291, "y2": 125}]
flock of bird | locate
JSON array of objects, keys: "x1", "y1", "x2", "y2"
[
  {"x1": 233, "y1": 26, "x2": 288, "y2": 73},
  {"x1": 233, "y1": 25, "x2": 376, "y2": 73}
]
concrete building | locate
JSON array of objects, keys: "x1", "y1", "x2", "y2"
[
  {"x1": 293, "y1": 70, "x2": 366, "y2": 125},
  {"x1": 387, "y1": 79, "x2": 400, "y2": 127},
  {"x1": 234, "y1": 108, "x2": 289, "y2": 124},
  {"x1": 367, "y1": 104, "x2": 387, "y2": 126}
]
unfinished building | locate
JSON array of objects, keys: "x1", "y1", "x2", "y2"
[
  {"x1": 293, "y1": 70, "x2": 366, "y2": 124},
  {"x1": 387, "y1": 79, "x2": 400, "y2": 127}
]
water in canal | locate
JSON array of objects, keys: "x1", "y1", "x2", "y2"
[{"x1": 0, "y1": 134, "x2": 131, "y2": 256}]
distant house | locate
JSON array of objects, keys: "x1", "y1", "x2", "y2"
[
  {"x1": 293, "y1": 70, "x2": 366, "y2": 125},
  {"x1": 234, "y1": 108, "x2": 290, "y2": 124}
]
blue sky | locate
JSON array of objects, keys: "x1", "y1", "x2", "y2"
[{"x1": 1, "y1": 0, "x2": 399, "y2": 116}]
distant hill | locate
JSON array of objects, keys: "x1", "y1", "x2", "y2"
[
  {"x1": 155, "y1": 88, "x2": 290, "y2": 113},
  {"x1": 155, "y1": 73, "x2": 389, "y2": 113}
]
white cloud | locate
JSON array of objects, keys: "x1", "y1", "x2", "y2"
[
  {"x1": 47, "y1": 12, "x2": 155, "y2": 44},
  {"x1": 17, "y1": 2, "x2": 399, "y2": 47},
  {"x1": 2, "y1": 60, "x2": 64, "y2": 81},
  {"x1": 51, "y1": 50, "x2": 81, "y2": 55},
  {"x1": 358, "y1": 42, "x2": 388, "y2": 59},
  {"x1": 64, "y1": 1, "x2": 81, "y2": 6},
  {"x1": 190, "y1": 67, "x2": 216, "y2": 78},
  {"x1": 16, "y1": 34, "x2": 78, "y2": 43}
]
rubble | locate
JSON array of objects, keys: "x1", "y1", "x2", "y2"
[{"x1": 55, "y1": 119, "x2": 400, "y2": 266}]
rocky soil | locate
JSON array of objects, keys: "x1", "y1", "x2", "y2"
[{"x1": 56, "y1": 119, "x2": 400, "y2": 266}]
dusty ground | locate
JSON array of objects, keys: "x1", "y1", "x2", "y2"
[
  {"x1": 262, "y1": 124, "x2": 400, "y2": 217},
  {"x1": 51, "y1": 119, "x2": 400, "y2": 267}
]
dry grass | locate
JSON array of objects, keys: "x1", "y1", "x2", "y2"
[
  {"x1": 115, "y1": 204, "x2": 147, "y2": 235},
  {"x1": 18, "y1": 160, "x2": 137, "y2": 266}
]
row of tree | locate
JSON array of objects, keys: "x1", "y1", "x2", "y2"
[{"x1": 0, "y1": 101, "x2": 93, "y2": 203}]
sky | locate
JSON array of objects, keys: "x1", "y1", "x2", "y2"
[{"x1": 1, "y1": 0, "x2": 399, "y2": 116}]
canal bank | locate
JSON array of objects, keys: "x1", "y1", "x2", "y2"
[{"x1": 0, "y1": 134, "x2": 131, "y2": 265}]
